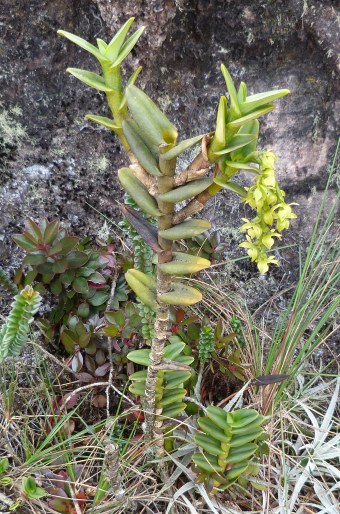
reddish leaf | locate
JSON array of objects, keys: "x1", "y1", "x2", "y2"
[
  {"x1": 85, "y1": 355, "x2": 96, "y2": 374},
  {"x1": 175, "y1": 308, "x2": 185, "y2": 324},
  {"x1": 88, "y1": 281, "x2": 105, "y2": 289},
  {"x1": 62, "y1": 393, "x2": 79, "y2": 410},
  {"x1": 253, "y1": 374, "x2": 290, "y2": 385},
  {"x1": 76, "y1": 372, "x2": 94, "y2": 383},
  {"x1": 94, "y1": 362, "x2": 111, "y2": 377},
  {"x1": 43, "y1": 219, "x2": 60, "y2": 244}
]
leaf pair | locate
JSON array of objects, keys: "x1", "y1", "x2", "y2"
[{"x1": 125, "y1": 268, "x2": 203, "y2": 307}]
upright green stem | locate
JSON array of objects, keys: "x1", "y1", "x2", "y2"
[
  {"x1": 102, "y1": 65, "x2": 129, "y2": 150},
  {"x1": 144, "y1": 156, "x2": 176, "y2": 448}
]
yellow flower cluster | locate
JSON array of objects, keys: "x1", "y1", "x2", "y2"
[{"x1": 239, "y1": 151, "x2": 297, "y2": 274}]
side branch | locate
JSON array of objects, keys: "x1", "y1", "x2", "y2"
[{"x1": 174, "y1": 136, "x2": 211, "y2": 187}]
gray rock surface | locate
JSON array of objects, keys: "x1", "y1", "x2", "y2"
[{"x1": 0, "y1": 0, "x2": 339, "y2": 282}]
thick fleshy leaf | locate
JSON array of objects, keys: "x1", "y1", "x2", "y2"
[
  {"x1": 111, "y1": 27, "x2": 145, "y2": 68},
  {"x1": 213, "y1": 176, "x2": 247, "y2": 197},
  {"x1": 208, "y1": 96, "x2": 228, "y2": 160},
  {"x1": 122, "y1": 120, "x2": 162, "y2": 176},
  {"x1": 85, "y1": 115, "x2": 120, "y2": 131},
  {"x1": 43, "y1": 219, "x2": 60, "y2": 244},
  {"x1": 118, "y1": 167, "x2": 161, "y2": 216},
  {"x1": 221, "y1": 160, "x2": 258, "y2": 171},
  {"x1": 240, "y1": 89, "x2": 290, "y2": 114},
  {"x1": 22, "y1": 253, "x2": 46, "y2": 266},
  {"x1": 127, "y1": 348, "x2": 150, "y2": 366},
  {"x1": 87, "y1": 290, "x2": 110, "y2": 306},
  {"x1": 221, "y1": 64, "x2": 241, "y2": 117},
  {"x1": 159, "y1": 219, "x2": 211, "y2": 240},
  {"x1": 126, "y1": 85, "x2": 178, "y2": 146},
  {"x1": 120, "y1": 205, "x2": 162, "y2": 253},
  {"x1": 25, "y1": 219, "x2": 42, "y2": 242},
  {"x1": 158, "y1": 252, "x2": 211, "y2": 275},
  {"x1": 159, "y1": 283, "x2": 202, "y2": 305},
  {"x1": 158, "y1": 178, "x2": 213, "y2": 203},
  {"x1": 213, "y1": 133, "x2": 257, "y2": 156},
  {"x1": 66, "y1": 251, "x2": 88, "y2": 268},
  {"x1": 160, "y1": 403, "x2": 187, "y2": 418},
  {"x1": 226, "y1": 105, "x2": 274, "y2": 128},
  {"x1": 237, "y1": 82, "x2": 247, "y2": 103},
  {"x1": 57, "y1": 30, "x2": 110, "y2": 63},
  {"x1": 67, "y1": 68, "x2": 113, "y2": 92},
  {"x1": 192, "y1": 453, "x2": 224, "y2": 473},
  {"x1": 104, "y1": 17, "x2": 135, "y2": 61},
  {"x1": 161, "y1": 134, "x2": 204, "y2": 160},
  {"x1": 96, "y1": 38, "x2": 107, "y2": 54},
  {"x1": 118, "y1": 66, "x2": 143, "y2": 111},
  {"x1": 163, "y1": 342, "x2": 186, "y2": 361},
  {"x1": 125, "y1": 269, "x2": 157, "y2": 310},
  {"x1": 72, "y1": 277, "x2": 89, "y2": 294},
  {"x1": 59, "y1": 236, "x2": 79, "y2": 254},
  {"x1": 12, "y1": 234, "x2": 37, "y2": 251}
]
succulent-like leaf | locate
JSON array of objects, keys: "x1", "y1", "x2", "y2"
[
  {"x1": 111, "y1": 27, "x2": 145, "y2": 68},
  {"x1": 66, "y1": 251, "x2": 88, "y2": 268},
  {"x1": 127, "y1": 348, "x2": 150, "y2": 366},
  {"x1": 158, "y1": 178, "x2": 213, "y2": 203},
  {"x1": 159, "y1": 219, "x2": 211, "y2": 240},
  {"x1": 104, "y1": 17, "x2": 135, "y2": 62},
  {"x1": 208, "y1": 96, "x2": 228, "y2": 161},
  {"x1": 43, "y1": 219, "x2": 60, "y2": 244},
  {"x1": 192, "y1": 453, "x2": 224, "y2": 473},
  {"x1": 213, "y1": 133, "x2": 256, "y2": 156},
  {"x1": 96, "y1": 38, "x2": 107, "y2": 54},
  {"x1": 221, "y1": 64, "x2": 241, "y2": 117},
  {"x1": 221, "y1": 160, "x2": 258, "y2": 171},
  {"x1": 118, "y1": 167, "x2": 161, "y2": 216},
  {"x1": 159, "y1": 388, "x2": 186, "y2": 407},
  {"x1": 126, "y1": 84, "x2": 178, "y2": 146},
  {"x1": 158, "y1": 252, "x2": 211, "y2": 275},
  {"x1": 12, "y1": 234, "x2": 38, "y2": 251},
  {"x1": 198, "y1": 417, "x2": 230, "y2": 442},
  {"x1": 237, "y1": 82, "x2": 247, "y2": 103},
  {"x1": 240, "y1": 89, "x2": 290, "y2": 114},
  {"x1": 85, "y1": 115, "x2": 120, "y2": 131},
  {"x1": 161, "y1": 134, "x2": 204, "y2": 160},
  {"x1": 122, "y1": 120, "x2": 162, "y2": 176},
  {"x1": 226, "y1": 105, "x2": 274, "y2": 129},
  {"x1": 213, "y1": 176, "x2": 247, "y2": 197},
  {"x1": 119, "y1": 66, "x2": 143, "y2": 110},
  {"x1": 125, "y1": 269, "x2": 157, "y2": 310},
  {"x1": 57, "y1": 30, "x2": 110, "y2": 64},
  {"x1": 225, "y1": 443, "x2": 257, "y2": 464},
  {"x1": 161, "y1": 402, "x2": 187, "y2": 418},
  {"x1": 159, "y1": 283, "x2": 202, "y2": 305},
  {"x1": 66, "y1": 68, "x2": 113, "y2": 92},
  {"x1": 194, "y1": 433, "x2": 226, "y2": 456}
]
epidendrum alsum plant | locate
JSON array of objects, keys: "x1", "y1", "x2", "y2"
[
  {"x1": 0, "y1": 17, "x2": 297, "y2": 493},
  {"x1": 57, "y1": 16, "x2": 296, "y2": 457}
]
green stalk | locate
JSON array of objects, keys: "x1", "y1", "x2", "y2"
[{"x1": 102, "y1": 64, "x2": 129, "y2": 149}]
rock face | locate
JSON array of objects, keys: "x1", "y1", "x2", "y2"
[{"x1": 0, "y1": 0, "x2": 339, "y2": 276}]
